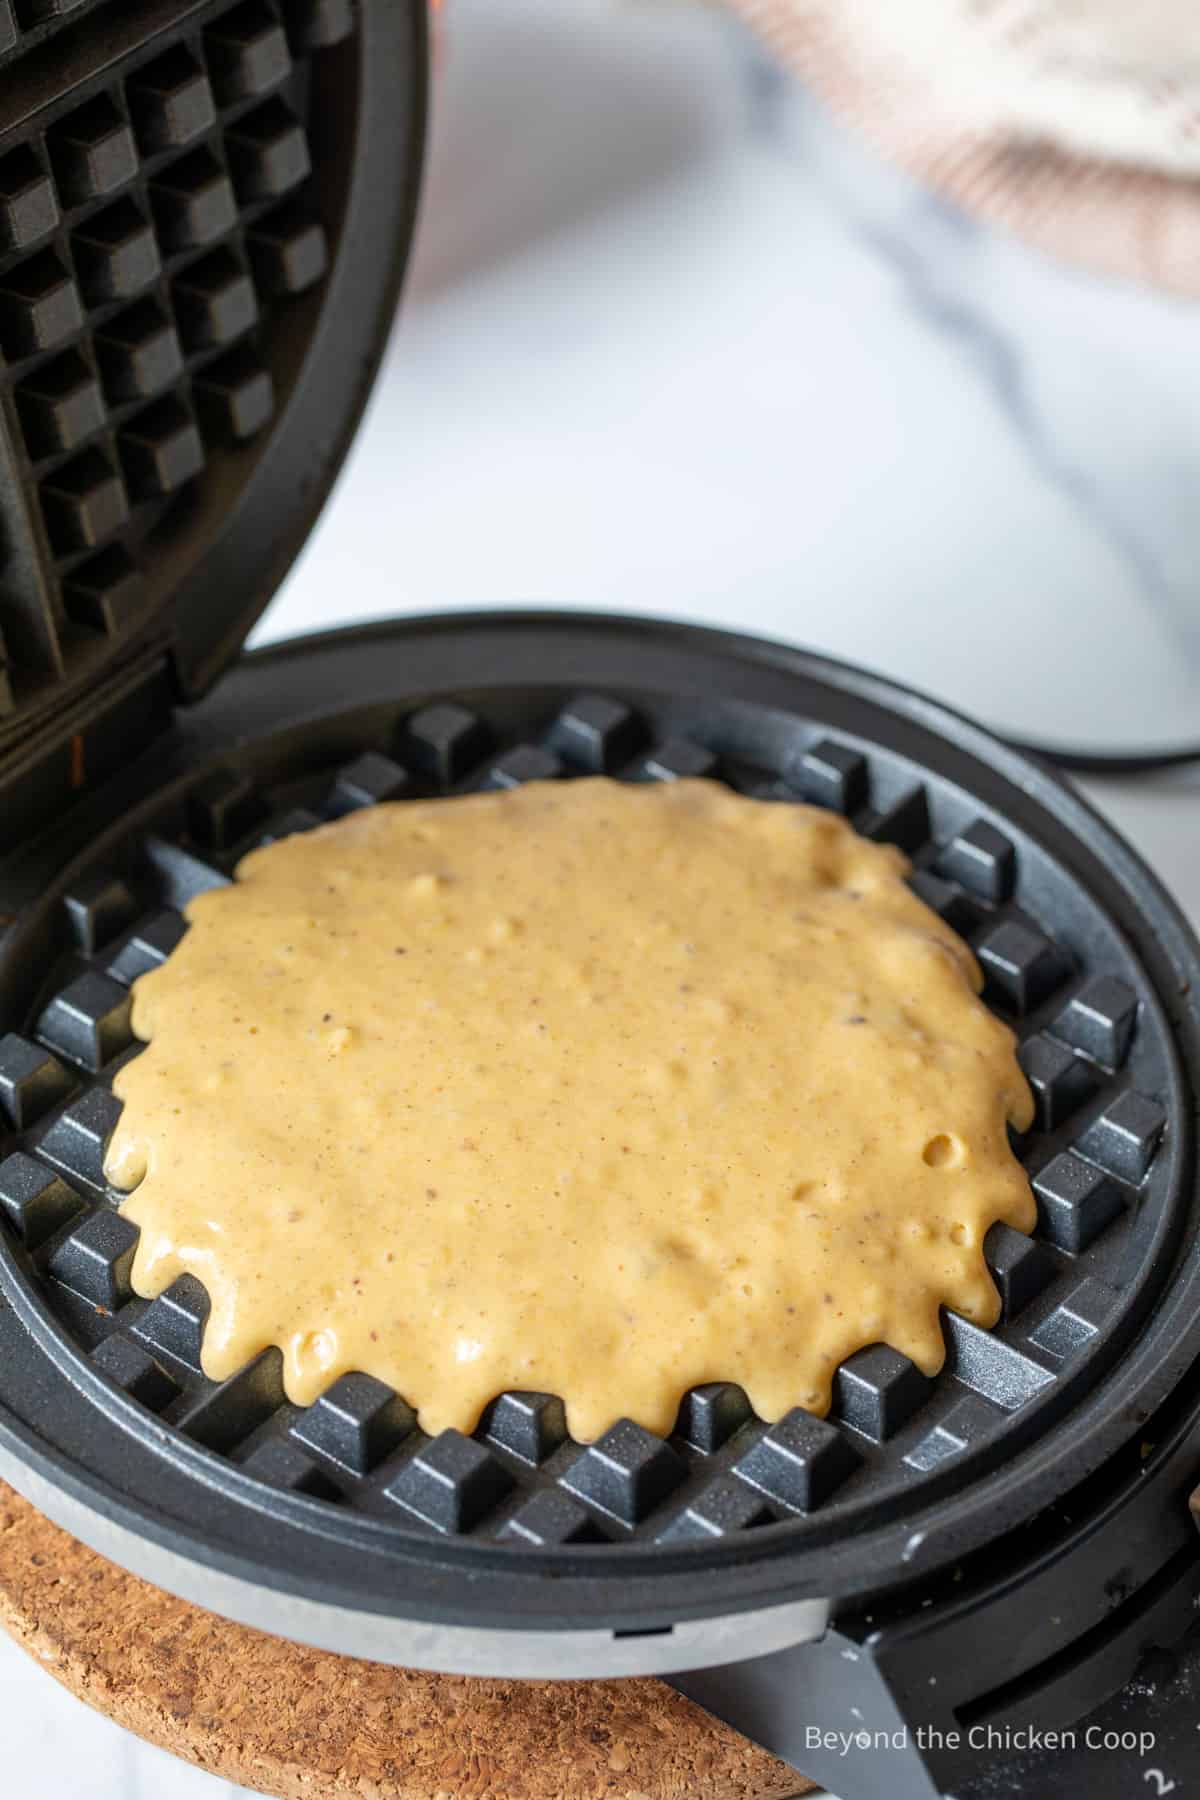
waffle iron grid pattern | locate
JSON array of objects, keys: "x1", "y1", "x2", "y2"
[
  {"x1": 0, "y1": 0, "x2": 118, "y2": 69},
  {"x1": 0, "y1": 693, "x2": 1172, "y2": 1550},
  {"x1": 0, "y1": 0, "x2": 352, "y2": 718}
]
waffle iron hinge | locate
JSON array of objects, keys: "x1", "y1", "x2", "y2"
[{"x1": 0, "y1": 647, "x2": 173, "y2": 858}]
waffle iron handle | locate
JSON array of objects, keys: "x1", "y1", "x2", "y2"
[
  {"x1": 670, "y1": 1584, "x2": 1200, "y2": 1799},
  {"x1": 670, "y1": 1628, "x2": 946, "y2": 1800}
]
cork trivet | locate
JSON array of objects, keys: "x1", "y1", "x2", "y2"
[{"x1": 0, "y1": 1484, "x2": 814, "y2": 1800}]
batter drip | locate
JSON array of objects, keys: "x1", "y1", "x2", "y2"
[{"x1": 105, "y1": 777, "x2": 1036, "y2": 1441}]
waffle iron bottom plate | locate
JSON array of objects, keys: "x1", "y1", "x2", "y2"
[{"x1": 0, "y1": 614, "x2": 1198, "y2": 1795}]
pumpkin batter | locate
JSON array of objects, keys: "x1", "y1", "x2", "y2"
[{"x1": 105, "y1": 777, "x2": 1036, "y2": 1442}]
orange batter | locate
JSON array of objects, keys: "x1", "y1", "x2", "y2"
[{"x1": 105, "y1": 777, "x2": 1035, "y2": 1441}]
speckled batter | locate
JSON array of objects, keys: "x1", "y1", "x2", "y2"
[{"x1": 105, "y1": 777, "x2": 1035, "y2": 1441}]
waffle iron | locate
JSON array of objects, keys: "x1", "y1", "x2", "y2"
[{"x1": 1, "y1": 6, "x2": 1199, "y2": 1799}]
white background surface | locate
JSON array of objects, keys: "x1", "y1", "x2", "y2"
[{"x1": 4, "y1": 0, "x2": 1198, "y2": 1795}]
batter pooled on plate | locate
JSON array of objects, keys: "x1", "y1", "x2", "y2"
[{"x1": 105, "y1": 777, "x2": 1036, "y2": 1441}]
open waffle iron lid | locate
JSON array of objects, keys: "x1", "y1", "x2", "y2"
[{"x1": 0, "y1": 0, "x2": 427, "y2": 848}]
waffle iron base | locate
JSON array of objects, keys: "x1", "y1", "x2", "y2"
[{"x1": 0, "y1": 613, "x2": 1198, "y2": 1799}]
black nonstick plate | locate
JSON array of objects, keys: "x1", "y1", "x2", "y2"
[{"x1": 0, "y1": 614, "x2": 1197, "y2": 1718}]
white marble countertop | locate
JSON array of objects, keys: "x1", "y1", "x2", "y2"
[{"x1": 4, "y1": 0, "x2": 1198, "y2": 1794}]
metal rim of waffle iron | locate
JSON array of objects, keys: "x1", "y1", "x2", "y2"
[{"x1": 0, "y1": 613, "x2": 1198, "y2": 1676}]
